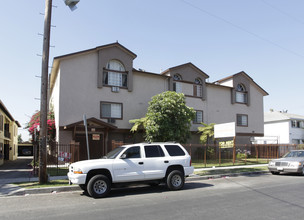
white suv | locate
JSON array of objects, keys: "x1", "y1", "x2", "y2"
[{"x1": 68, "y1": 142, "x2": 194, "y2": 198}]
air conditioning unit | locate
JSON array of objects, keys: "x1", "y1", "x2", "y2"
[
  {"x1": 107, "y1": 118, "x2": 116, "y2": 124},
  {"x1": 111, "y1": 86, "x2": 120, "y2": 93}
]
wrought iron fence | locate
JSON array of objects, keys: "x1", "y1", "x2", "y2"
[{"x1": 32, "y1": 141, "x2": 80, "y2": 177}]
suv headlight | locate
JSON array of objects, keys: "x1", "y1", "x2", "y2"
[{"x1": 73, "y1": 167, "x2": 83, "y2": 174}]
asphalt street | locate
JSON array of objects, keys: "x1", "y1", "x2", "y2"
[{"x1": 1, "y1": 174, "x2": 303, "y2": 220}]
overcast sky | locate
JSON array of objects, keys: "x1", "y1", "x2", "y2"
[{"x1": 1, "y1": 0, "x2": 303, "y2": 141}]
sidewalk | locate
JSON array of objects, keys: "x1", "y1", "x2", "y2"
[{"x1": 0, "y1": 158, "x2": 269, "y2": 197}]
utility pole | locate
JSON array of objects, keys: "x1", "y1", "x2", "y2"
[
  {"x1": 39, "y1": 0, "x2": 52, "y2": 184},
  {"x1": 39, "y1": 0, "x2": 80, "y2": 184}
]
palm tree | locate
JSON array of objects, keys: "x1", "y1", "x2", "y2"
[{"x1": 197, "y1": 122, "x2": 215, "y2": 144}]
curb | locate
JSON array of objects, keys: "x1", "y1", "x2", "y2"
[
  {"x1": 9, "y1": 185, "x2": 81, "y2": 197},
  {"x1": 7, "y1": 170, "x2": 269, "y2": 196},
  {"x1": 187, "y1": 170, "x2": 269, "y2": 181}
]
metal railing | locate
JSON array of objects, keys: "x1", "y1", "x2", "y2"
[
  {"x1": 32, "y1": 141, "x2": 80, "y2": 177},
  {"x1": 183, "y1": 144, "x2": 297, "y2": 168}
]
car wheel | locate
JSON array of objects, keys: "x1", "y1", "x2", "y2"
[
  {"x1": 301, "y1": 167, "x2": 304, "y2": 176},
  {"x1": 166, "y1": 170, "x2": 184, "y2": 190},
  {"x1": 271, "y1": 171, "x2": 280, "y2": 175},
  {"x1": 87, "y1": 175, "x2": 111, "y2": 198}
]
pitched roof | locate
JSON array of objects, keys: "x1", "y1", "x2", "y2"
[
  {"x1": 264, "y1": 111, "x2": 304, "y2": 122},
  {"x1": 54, "y1": 42, "x2": 137, "y2": 60},
  {"x1": 161, "y1": 62, "x2": 209, "y2": 78},
  {"x1": 0, "y1": 100, "x2": 21, "y2": 127},
  {"x1": 63, "y1": 117, "x2": 117, "y2": 130},
  {"x1": 215, "y1": 71, "x2": 268, "y2": 96}
]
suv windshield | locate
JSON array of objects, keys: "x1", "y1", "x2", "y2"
[{"x1": 104, "y1": 147, "x2": 125, "y2": 159}]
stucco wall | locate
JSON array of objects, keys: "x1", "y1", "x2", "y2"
[
  {"x1": 49, "y1": 45, "x2": 267, "y2": 145},
  {"x1": 206, "y1": 82, "x2": 264, "y2": 135},
  {"x1": 264, "y1": 121, "x2": 290, "y2": 144},
  {"x1": 56, "y1": 53, "x2": 169, "y2": 130}
]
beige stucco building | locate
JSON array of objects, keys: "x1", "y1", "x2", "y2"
[
  {"x1": 49, "y1": 43, "x2": 268, "y2": 160},
  {"x1": 0, "y1": 100, "x2": 20, "y2": 166}
]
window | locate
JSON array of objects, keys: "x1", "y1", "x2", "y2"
[
  {"x1": 235, "y1": 84, "x2": 247, "y2": 103},
  {"x1": 164, "y1": 145, "x2": 185, "y2": 156},
  {"x1": 194, "y1": 78, "x2": 203, "y2": 97},
  {"x1": 291, "y1": 120, "x2": 303, "y2": 128},
  {"x1": 103, "y1": 60, "x2": 127, "y2": 87},
  {"x1": 144, "y1": 145, "x2": 165, "y2": 158},
  {"x1": 194, "y1": 111, "x2": 203, "y2": 124},
  {"x1": 123, "y1": 146, "x2": 141, "y2": 158},
  {"x1": 291, "y1": 120, "x2": 296, "y2": 128},
  {"x1": 173, "y1": 74, "x2": 183, "y2": 93},
  {"x1": 100, "y1": 102, "x2": 122, "y2": 119},
  {"x1": 237, "y1": 114, "x2": 248, "y2": 126},
  {"x1": 173, "y1": 82, "x2": 183, "y2": 93},
  {"x1": 173, "y1": 74, "x2": 182, "y2": 81}
]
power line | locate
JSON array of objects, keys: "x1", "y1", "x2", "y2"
[
  {"x1": 261, "y1": 0, "x2": 304, "y2": 26},
  {"x1": 181, "y1": 0, "x2": 304, "y2": 59}
]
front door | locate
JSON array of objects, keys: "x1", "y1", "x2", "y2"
[
  {"x1": 75, "y1": 133, "x2": 104, "y2": 160},
  {"x1": 4, "y1": 144, "x2": 9, "y2": 160}
]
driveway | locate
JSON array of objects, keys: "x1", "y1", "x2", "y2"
[{"x1": 0, "y1": 156, "x2": 34, "y2": 184}]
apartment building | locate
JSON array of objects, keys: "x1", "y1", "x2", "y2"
[
  {"x1": 0, "y1": 100, "x2": 20, "y2": 165},
  {"x1": 49, "y1": 42, "x2": 268, "y2": 160}
]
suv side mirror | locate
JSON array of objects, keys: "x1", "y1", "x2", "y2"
[{"x1": 120, "y1": 154, "x2": 127, "y2": 159}]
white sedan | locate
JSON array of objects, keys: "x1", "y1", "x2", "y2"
[{"x1": 268, "y1": 150, "x2": 304, "y2": 175}]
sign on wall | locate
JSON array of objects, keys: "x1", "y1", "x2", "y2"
[
  {"x1": 92, "y1": 134, "x2": 100, "y2": 141},
  {"x1": 214, "y1": 122, "x2": 235, "y2": 138}
]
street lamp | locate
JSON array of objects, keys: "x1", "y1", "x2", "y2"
[
  {"x1": 39, "y1": 0, "x2": 80, "y2": 184},
  {"x1": 64, "y1": 0, "x2": 80, "y2": 11}
]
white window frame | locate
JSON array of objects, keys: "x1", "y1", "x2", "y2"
[
  {"x1": 100, "y1": 102, "x2": 122, "y2": 119},
  {"x1": 235, "y1": 84, "x2": 247, "y2": 104},
  {"x1": 194, "y1": 110, "x2": 203, "y2": 124},
  {"x1": 237, "y1": 114, "x2": 248, "y2": 127},
  {"x1": 103, "y1": 60, "x2": 127, "y2": 88}
]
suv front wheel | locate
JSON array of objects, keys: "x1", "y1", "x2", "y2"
[
  {"x1": 87, "y1": 174, "x2": 111, "y2": 198},
  {"x1": 166, "y1": 170, "x2": 184, "y2": 190}
]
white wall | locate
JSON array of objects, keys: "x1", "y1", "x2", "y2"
[{"x1": 264, "y1": 121, "x2": 290, "y2": 144}]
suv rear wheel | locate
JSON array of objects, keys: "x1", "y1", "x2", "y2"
[
  {"x1": 166, "y1": 170, "x2": 184, "y2": 190},
  {"x1": 87, "y1": 175, "x2": 111, "y2": 198}
]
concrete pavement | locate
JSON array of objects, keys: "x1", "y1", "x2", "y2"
[{"x1": 0, "y1": 157, "x2": 269, "y2": 197}]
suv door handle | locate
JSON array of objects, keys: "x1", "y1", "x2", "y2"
[
  {"x1": 164, "y1": 160, "x2": 169, "y2": 163},
  {"x1": 138, "y1": 162, "x2": 144, "y2": 165}
]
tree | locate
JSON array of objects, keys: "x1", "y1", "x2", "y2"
[
  {"x1": 130, "y1": 91, "x2": 195, "y2": 143},
  {"x1": 26, "y1": 111, "x2": 55, "y2": 140},
  {"x1": 197, "y1": 122, "x2": 215, "y2": 144},
  {"x1": 18, "y1": 134, "x2": 23, "y2": 143}
]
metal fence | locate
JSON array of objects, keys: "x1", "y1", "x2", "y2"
[
  {"x1": 111, "y1": 141, "x2": 298, "y2": 168},
  {"x1": 31, "y1": 141, "x2": 298, "y2": 176},
  {"x1": 32, "y1": 141, "x2": 80, "y2": 177},
  {"x1": 183, "y1": 144, "x2": 297, "y2": 168}
]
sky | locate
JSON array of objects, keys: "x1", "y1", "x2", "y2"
[{"x1": 1, "y1": 0, "x2": 304, "y2": 141}]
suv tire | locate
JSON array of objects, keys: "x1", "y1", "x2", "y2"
[
  {"x1": 87, "y1": 175, "x2": 111, "y2": 198},
  {"x1": 166, "y1": 170, "x2": 184, "y2": 190}
]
